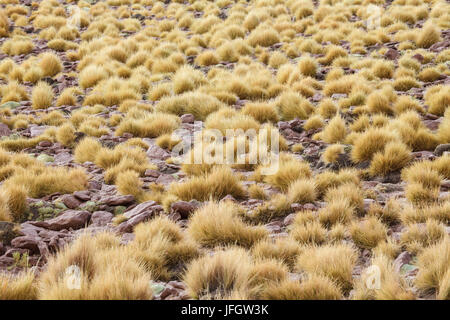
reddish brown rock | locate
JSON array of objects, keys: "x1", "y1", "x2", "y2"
[
  {"x1": 60, "y1": 194, "x2": 82, "y2": 209},
  {"x1": 91, "y1": 211, "x2": 113, "y2": 226},
  {"x1": 73, "y1": 190, "x2": 91, "y2": 201},
  {"x1": 116, "y1": 205, "x2": 163, "y2": 233},
  {"x1": 11, "y1": 236, "x2": 41, "y2": 254},
  {"x1": 123, "y1": 200, "x2": 159, "y2": 219},
  {"x1": 170, "y1": 201, "x2": 199, "y2": 219},
  {"x1": 30, "y1": 210, "x2": 91, "y2": 231},
  {"x1": 384, "y1": 48, "x2": 399, "y2": 60},
  {"x1": 100, "y1": 194, "x2": 135, "y2": 206},
  {"x1": 180, "y1": 113, "x2": 195, "y2": 123},
  {"x1": 0, "y1": 123, "x2": 12, "y2": 137}
]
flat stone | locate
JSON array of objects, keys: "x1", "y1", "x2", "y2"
[
  {"x1": 60, "y1": 194, "x2": 82, "y2": 209},
  {"x1": 73, "y1": 190, "x2": 91, "y2": 201},
  {"x1": 435, "y1": 144, "x2": 450, "y2": 156},
  {"x1": 30, "y1": 210, "x2": 91, "y2": 231},
  {"x1": 90, "y1": 211, "x2": 113, "y2": 226},
  {"x1": 100, "y1": 194, "x2": 135, "y2": 206},
  {"x1": 0, "y1": 123, "x2": 11, "y2": 137}
]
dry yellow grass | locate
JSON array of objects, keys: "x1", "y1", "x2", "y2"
[
  {"x1": 0, "y1": 0, "x2": 447, "y2": 301},
  {"x1": 188, "y1": 201, "x2": 268, "y2": 248}
]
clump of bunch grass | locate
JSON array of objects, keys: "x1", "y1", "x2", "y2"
[
  {"x1": 296, "y1": 243, "x2": 357, "y2": 292},
  {"x1": 188, "y1": 201, "x2": 268, "y2": 248},
  {"x1": 169, "y1": 166, "x2": 245, "y2": 201},
  {"x1": 127, "y1": 216, "x2": 199, "y2": 280},
  {"x1": 39, "y1": 233, "x2": 152, "y2": 299}
]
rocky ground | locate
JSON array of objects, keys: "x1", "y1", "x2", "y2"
[{"x1": 0, "y1": 0, "x2": 449, "y2": 300}]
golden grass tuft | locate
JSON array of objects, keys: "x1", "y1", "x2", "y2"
[
  {"x1": 128, "y1": 216, "x2": 198, "y2": 280},
  {"x1": 170, "y1": 166, "x2": 245, "y2": 201},
  {"x1": 184, "y1": 248, "x2": 252, "y2": 299},
  {"x1": 156, "y1": 92, "x2": 224, "y2": 120},
  {"x1": 351, "y1": 128, "x2": 397, "y2": 163},
  {"x1": 353, "y1": 255, "x2": 415, "y2": 300},
  {"x1": 242, "y1": 102, "x2": 279, "y2": 123},
  {"x1": 39, "y1": 233, "x2": 152, "y2": 299},
  {"x1": 38, "y1": 52, "x2": 63, "y2": 77},
  {"x1": 322, "y1": 114, "x2": 347, "y2": 143},
  {"x1": 2, "y1": 184, "x2": 28, "y2": 222},
  {"x1": 188, "y1": 201, "x2": 268, "y2": 248},
  {"x1": 31, "y1": 82, "x2": 54, "y2": 110},
  {"x1": 116, "y1": 111, "x2": 180, "y2": 138},
  {"x1": 416, "y1": 22, "x2": 441, "y2": 48},
  {"x1": 415, "y1": 239, "x2": 449, "y2": 297},
  {"x1": 350, "y1": 217, "x2": 387, "y2": 249},
  {"x1": 369, "y1": 141, "x2": 411, "y2": 176},
  {"x1": 297, "y1": 243, "x2": 357, "y2": 291},
  {"x1": 74, "y1": 137, "x2": 102, "y2": 164},
  {"x1": 261, "y1": 155, "x2": 312, "y2": 191},
  {"x1": 0, "y1": 272, "x2": 37, "y2": 300},
  {"x1": 287, "y1": 179, "x2": 317, "y2": 204},
  {"x1": 252, "y1": 237, "x2": 301, "y2": 269}
]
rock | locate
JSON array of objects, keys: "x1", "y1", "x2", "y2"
[
  {"x1": 30, "y1": 126, "x2": 49, "y2": 137},
  {"x1": 155, "y1": 173, "x2": 175, "y2": 185},
  {"x1": 11, "y1": 236, "x2": 41, "y2": 254},
  {"x1": 170, "y1": 201, "x2": 199, "y2": 219},
  {"x1": 290, "y1": 203, "x2": 303, "y2": 212},
  {"x1": 394, "y1": 251, "x2": 412, "y2": 273},
  {"x1": 160, "y1": 286, "x2": 177, "y2": 299},
  {"x1": 120, "y1": 233, "x2": 135, "y2": 244},
  {"x1": 100, "y1": 194, "x2": 135, "y2": 206},
  {"x1": 0, "y1": 123, "x2": 11, "y2": 137},
  {"x1": 422, "y1": 119, "x2": 441, "y2": 131},
  {"x1": 88, "y1": 180, "x2": 102, "y2": 190},
  {"x1": 0, "y1": 101, "x2": 20, "y2": 109},
  {"x1": 54, "y1": 152, "x2": 72, "y2": 165},
  {"x1": 91, "y1": 211, "x2": 113, "y2": 226},
  {"x1": 147, "y1": 145, "x2": 171, "y2": 161},
  {"x1": 384, "y1": 48, "x2": 399, "y2": 60},
  {"x1": 168, "y1": 281, "x2": 186, "y2": 290},
  {"x1": 30, "y1": 210, "x2": 91, "y2": 231},
  {"x1": 0, "y1": 221, "x2": 18, "y2": 245},
  {"x1": 303, "y1": 203, "x2": 317, "y2": 211},
  {"x1": 400, "y1": 264, "x2": 418, "y2": 276},
  {"x1": 36, "y1": 153, "x2": 54, "y2": 162},
  {"x1": 265, "y1": 221, "x2": 283, "y2": 234},
  {"x1": 150, "y1": 281, "x2": 165, "y2": 296},
  {"x1": 73, "y1": 190, "x2": 91, "y2": 201},
  {"x1": 167, "y1": 211, "x2": 181, "y2": 222},
  {"x1": 429, "y1": 40, "x2": 450, "y2": 52},
  {"x1": 283, "y1": 213, "x2": 296, "y2": 226},
  {"x1": 434, "y1": 144, "x2": 450, "y2": 156},
  {"x1": 116, "y1": 205, "x2": 163, "y2": 233},
  {"x1": 144, "y1": 169, "x2": 160, "y2": 178},
  {"x1": 331, "y1": 93, "x2": 347, "y2": 99},
  {"x1": 289, "y1": 119, "x2": 304, "y2": 133},
  {"x1": 123, "y1": 200, "x2": 159, "y2": 219},
  {"x1": 38, "y1": 141, "x2": 52, "y2": 148},
  {"x1": 278, "y1": 121, "x2": 290, "y2": 130},
  {"x1": 221, "y1": 194, "x2": 237, "y2": 202},
  {"x1": 60, "y1": 194, "x2": 82, "y2": 209},
  {"x1": 180, "y1": 113, "x2": 195, "y2": 123},
  {"x1": 411, "y1": 53, "x2": 424, "y2": 63}
]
